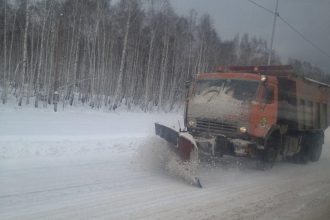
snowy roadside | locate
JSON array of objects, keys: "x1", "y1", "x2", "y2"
[{"x1": 0, "y1": 107, "x2": 182, "y2": 159}]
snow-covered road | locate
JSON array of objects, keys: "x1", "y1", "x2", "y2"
[{"x1": 1, "y1": 109, "x2": 330, "y2": 220}]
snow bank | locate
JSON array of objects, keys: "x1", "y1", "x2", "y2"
[
  {"x1": 0, "y1": 107, "x2": 181, "y2": 137},
  {"x1": 0, "y1": 137, "x2": 144, "y2": 159},
  {"x1": 0, "y1": 107, "x2": 182, "y2": 159}
]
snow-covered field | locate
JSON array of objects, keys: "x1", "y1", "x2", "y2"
[{"x1": 1, "y1": 107, "x2": 330, "y2": 220}]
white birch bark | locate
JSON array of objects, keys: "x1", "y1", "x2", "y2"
[
  {"x1": 18, "y1": 0, "x2": 29, "y2": 106},
  {"x1": 111, "y1": 1, "x2": 132, "y2": 110},
  {"x1": 144, "y1": 30, "x2": 155, "y2": 111},
  {"x1": 157, "y1": 33, "x2": 169, "y2": 109},
  {"x1": 35, "y1": 1, "x2": 49, "y2": 108},
  {"x1": 2, "y1": 0, "x2": 7, "y2": 104},
  {"x1": 8, "y1": 10, "x2": 17, "y2": 84}
]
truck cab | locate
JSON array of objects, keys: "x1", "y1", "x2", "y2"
[{"x1": 184, "y1": 65, "x2": 328, "y2": 164}]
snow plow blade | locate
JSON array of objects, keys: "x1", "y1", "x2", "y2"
[
  {"x1": 155, "y1": 123, "x2": 201, "y2": 188},
  {"x1": 155, "y1": 123, "x2": 196, "y2": 161},
  {"x1": 154, "y1": 123, "x2": 179, "y2": 146}
]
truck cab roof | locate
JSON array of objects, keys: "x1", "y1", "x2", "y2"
[{"x1": 198, "y1": 65, "x2": 330, "y2": 88}]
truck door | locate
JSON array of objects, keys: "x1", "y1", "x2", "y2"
[{"x1": 250, "y1": 82, "x2": 278, "y2": 138}]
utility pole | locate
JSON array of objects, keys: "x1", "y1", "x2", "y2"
[{"x1": 268, "y1": 0, "x2": 279, "y2": 65}]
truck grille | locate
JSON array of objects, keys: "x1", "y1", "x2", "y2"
[{"x1": 195, "y1": 119, "x2": 237, "y2": 135}]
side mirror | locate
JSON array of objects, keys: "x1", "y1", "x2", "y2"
[{"x1": 262, "y1": 85, "x2": 275, "y2": 104}]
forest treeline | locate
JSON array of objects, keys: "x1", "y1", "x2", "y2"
[{"x1": 0, "y1": 0, "x2": 328, "y2": 111}]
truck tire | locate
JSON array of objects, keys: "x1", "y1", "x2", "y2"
[
  {"x1": 296, "y1": 134, "x2": 310, "y2": 164},
  {"x1": 261, "y1": 133, "x2": 279, "y2": 168},
  {"x1": 309, "y1": 133, "x2": 323, "y2": 162}
]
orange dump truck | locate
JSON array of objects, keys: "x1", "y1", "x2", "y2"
[{"x1": 156, "y1": 65, "x2": 330, "y2": 169}]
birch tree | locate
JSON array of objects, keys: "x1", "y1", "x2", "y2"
[
  {"x1": 111, "y1": 0, "x2": 132, "y2": 110},
  {"x1": 0, "y1": 0, "x2": 295, "y2": 111},
  {"x1": 35, "y1": 0, "x2": 49, "y2": 108},
  {"x1": 18, "y1": 0, "x2": 29, "y2": 106},
  {"x1": 1, "y1": 0, "x2": 7, "y2": 104}
]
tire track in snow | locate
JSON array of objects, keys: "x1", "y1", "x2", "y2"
[{"x1": 1, "y1": 137, "x2": 330, "y2": 219}]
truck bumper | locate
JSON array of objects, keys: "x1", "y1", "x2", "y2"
[{"x1": 194, "y1": 135, "x2": 257, "y2": 157}]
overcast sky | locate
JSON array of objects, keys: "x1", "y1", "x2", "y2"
[{"x1": 169, "y1": 0, "x2": 330, "y2": 72}]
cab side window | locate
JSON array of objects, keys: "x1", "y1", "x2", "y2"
[{"x1": 263, "y1": 86, "x2": 274, "y2": 104}]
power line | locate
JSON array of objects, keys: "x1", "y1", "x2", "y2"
[
  {"x1": 247, "y1": 0, "x2": 330, "y2": 60},
  {"x1": 278, "y1": 16, "x2": 330, "y2": 60},
  {"x1": 247, "y1": 0, "x2": 274, "y2": 15}
]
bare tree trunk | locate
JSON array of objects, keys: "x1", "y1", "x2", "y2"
[
  {"x1": 8, "y1": 10, "x2": 17, "y2": 85},
  {"x1": 43, "y1": 14, "x2": 54, "y2": 108},
  {"x1": 67, "y1": 0, "x2": 79, "y2": 106},
  {"x1": 2, "y1": 0, "x2": 7, "y2": 104},
  {"x1": 111, "y1": 1, "x2": 132, "y2": 110},
  {"x1": 26, "y1": 20, "x2": 37, "y2": 105},
  {"x1": 158, "y1": 33, "x2": 169, "y2": 110},
  {"x1": 46, "y1": 21, "x2": 56, "y2": 107},
  {"x1": 98, "y1": 17, "x2": 107, "y2": 108},
  {"x1": 144, "y1": 30, "x2": 155, "y2": 111},
  {"x1": 197, "y1": 38, "x2": 204, "y2": 73},
  {"x1": 19, "y1": 0, "x2": 29, "y2": 106},
  {"x1": 53, "y1": 14, "x2": 63, "y2": 112},
  {"x1": 71, "y1": 16, "x2": 82, "y2": 106},
  {"x1": 35, "y1": 1, "x2": 49, "y2": 108}
]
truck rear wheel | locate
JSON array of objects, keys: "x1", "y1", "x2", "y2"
[
  {"x1": 296, "y1": 135, "x2": 310, "y2": 164},
  {"x1": 309, "y1": 133, "x2": 323, "y2": 162}
]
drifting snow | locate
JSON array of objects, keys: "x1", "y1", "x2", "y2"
[{"x1": 134, "y1": 137, "x2": 198, "y2": 185}]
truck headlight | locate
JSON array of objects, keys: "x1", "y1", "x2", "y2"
[
  {"x1": 240, "y1": 126, "x2": 247, "y2": 133},
  {"x1": 187, "y1": 118, "x2": 197, "y2": 128}
]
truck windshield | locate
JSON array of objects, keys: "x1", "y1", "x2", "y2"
[{"x1": 194, "y1": 79, "x2": 259, "y2": 102}]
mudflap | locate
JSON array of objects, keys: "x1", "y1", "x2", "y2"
[{"x1": 155, "y1": 123, "x2": 202, "y2": 188}]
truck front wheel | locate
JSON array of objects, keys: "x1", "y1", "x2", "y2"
[{"x1": 261, "y1": 134, "x2": 279, "y2": 168}]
